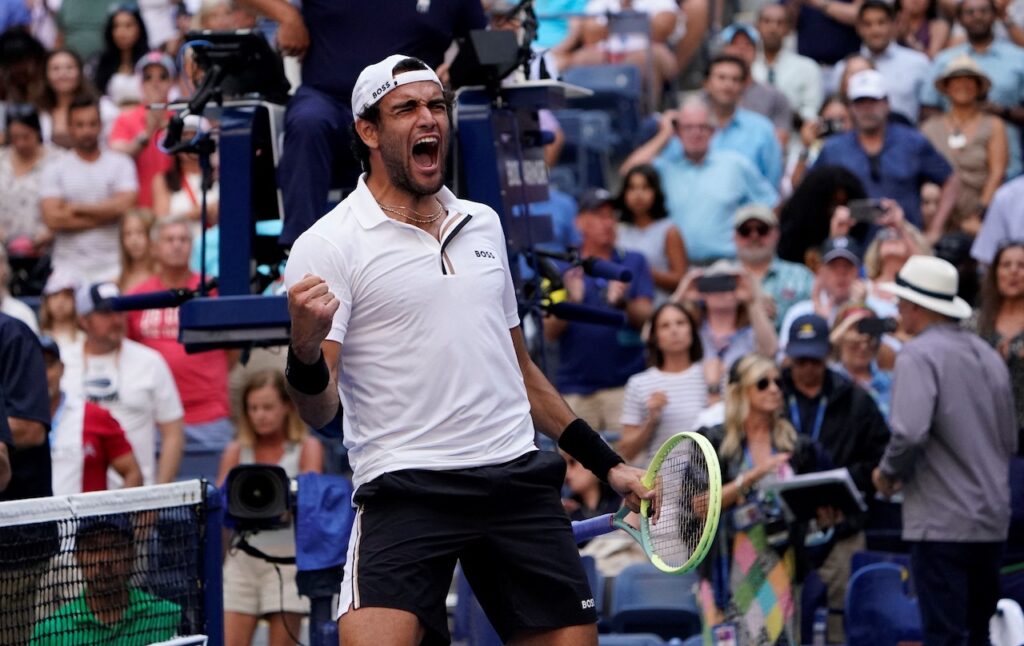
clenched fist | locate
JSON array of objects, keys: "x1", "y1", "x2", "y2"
[{"x1": 288, "y1": 274, "x2": 340, "y2": 363}]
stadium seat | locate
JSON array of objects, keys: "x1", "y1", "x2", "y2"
[
  {"x1": 844, "y1": 562, "x2": 923, "y2": 646},
  {"x1": 608, "y1": 564, "x2": 701, "y2": 640},
  {"x1": 562, "y1": 65, "x2": 644, "y2": 157},
  {"x1": 850, "y1": 550, "x2": 914, "y2": 595},
  {"x1": 598, "y1": 633, "x2": 666, "y2": 645},
  {"x1": 552, "y1": 108, "x2": 615, "y2": 194}
]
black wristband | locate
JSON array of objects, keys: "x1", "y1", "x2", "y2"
[
  {"x1": 286, "y1": 346, "x2": 330, "y2": 395},
  {"x1": 557, "y1": 418, "x2": 624, "y2": 482}
]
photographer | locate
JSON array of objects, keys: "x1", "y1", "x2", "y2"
[
  {"x1": 672, "y1": 261, "x2": 779, "y2": 382},
  {"x1": 812, "y1": 69, "x2": 958, "y2": 243},
  {"x1": 217, "y1": 369, "x2": 322, "y2": 646}
]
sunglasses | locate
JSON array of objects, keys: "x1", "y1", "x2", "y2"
[
  {"x1": 755, "y1": 376, "x2": 784, "y2": 391},
  {"x1": 737, "y1": 222, "x2": 771, "y2": 238}
]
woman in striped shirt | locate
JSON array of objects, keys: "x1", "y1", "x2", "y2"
[{"x1": 618, "y1": 302, "x2": 710, "y2": 466}]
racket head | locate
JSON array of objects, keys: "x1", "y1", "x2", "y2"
[{"x1": 639, "y1": 431, "x2": 722, "y2": 574}]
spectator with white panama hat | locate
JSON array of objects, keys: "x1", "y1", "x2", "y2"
[{"x1": 873, "y1": 254, "x2": 1017, "y2": 645}]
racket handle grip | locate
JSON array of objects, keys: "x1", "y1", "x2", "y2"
[{"x1": 572, "y1": 513, "x2": 615, "y2": 544}]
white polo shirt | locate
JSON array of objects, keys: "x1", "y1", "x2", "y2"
[{"x1": 284, "y1": 176, "x2": 537, "y2": 490}]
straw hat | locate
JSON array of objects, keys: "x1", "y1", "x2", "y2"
[
  {"x1": 879, "y1": 255, "x2": 972, "y2": 319},
  {"x1": 934, "y1": 55, "x2": 992, "y2": 96}
]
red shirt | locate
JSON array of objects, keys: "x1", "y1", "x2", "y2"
[
  {"x1": 82, "y1": 403, "x2": 134, "y2": 492},
  {"x1": 125, "y1": 274, "x2": 231, "y2": 424},
  {"x1": 108, "y1": 105, "x2": 173, "y2": 208}
]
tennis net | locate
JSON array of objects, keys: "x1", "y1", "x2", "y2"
[{"x1": 0, "y1": 480, "x2": 223, "y2": 646}]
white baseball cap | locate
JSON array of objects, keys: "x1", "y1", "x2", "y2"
[
  {"x1": 351, "y1": 54, "x2": 444, "y2": 120},
  {"x1": 847, "y1": 69, "x2": 887, "y2": 101}
]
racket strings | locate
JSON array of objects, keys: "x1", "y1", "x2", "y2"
[{"x1": 646, "y1": 441, "x2": 711, "y2": 568}]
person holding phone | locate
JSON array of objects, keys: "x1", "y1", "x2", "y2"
[
  {"x1": 733, "y1": 205, "x2": 815, "y2": 332},
  {"x1": 812, "y1": 69, "x2": 959, "y2": 243},
  {"x1": 778, "y1": 235, "x2": 882, "y2": 353},
  {"x1": 828, "y1": 304, "x2": 895, "y2": 416},
  {"x1": 830, "y1": 197, "x2": 928, "y2": 323},
  {"x1": 672, "y1": 260, "x2": 779, "y2": 383}
]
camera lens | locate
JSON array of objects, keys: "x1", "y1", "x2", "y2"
[
  {"x1": 237, "y1": 472, "x2": 279, "y2": 514},
  {"x1": 226, "y1": 465, "x2": 290, "y2": 526}
]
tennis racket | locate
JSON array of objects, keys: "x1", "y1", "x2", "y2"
[{"x1": 572, "y1": 431, "x2": 722, "y2": 574}]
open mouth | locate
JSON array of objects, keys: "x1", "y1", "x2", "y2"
[{"x1": 412, "y1": 135, "x2": 440, "y2": 171}]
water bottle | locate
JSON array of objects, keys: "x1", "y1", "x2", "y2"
[{"x1": 812, "y1": 607, "x2": 828, "y2": 646}]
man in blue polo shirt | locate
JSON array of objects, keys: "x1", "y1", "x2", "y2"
[
  {"x1": 236, "y1": 0, "x2": 486, "y2": 246},
  {"x1": 703, "y1": 53, "x2": 783, "y2": 187},
  {"x1": 814, "y1": 70, "x2": 958, "y2": 241},
  {"x1": 544, "y1": 189, "x2": 655, "y2": 433},
  {"x1": 621, "y1": 99, "x2": 779, "y2": 263}
]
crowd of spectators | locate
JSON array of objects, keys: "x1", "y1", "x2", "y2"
[{"x1": 0, "y1": 0, "x2": 1020, "y2": 643}]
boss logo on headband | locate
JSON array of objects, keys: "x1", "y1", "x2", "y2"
[{"x1": 372, "y1": 80, "x2": 393, "y2": 99}]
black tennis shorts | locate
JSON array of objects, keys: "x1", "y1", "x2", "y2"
[{"x1": 341, "y1": 450, "x2": 598, "y2": 645}]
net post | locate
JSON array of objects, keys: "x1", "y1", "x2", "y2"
[{"x1": 203, "y1": 481, "x2": 225, "y2": 644}]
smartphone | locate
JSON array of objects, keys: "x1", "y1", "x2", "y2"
[
  {"x1": 849, "y1": 199, "x2": 886, "y2": 224},
  {"x1": 856, "y1": 317, "x2": 898, "y2": 336},
  {"x1": 818, "y1": 118, "x2": 846, "y2": 138},
  {"x1": 696, "y1": 274, "x2": 738, "y2": 293}
]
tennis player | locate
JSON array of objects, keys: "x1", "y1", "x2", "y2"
[{"x1": 283, "y1": 54, "x2": 651, "y2": 646}]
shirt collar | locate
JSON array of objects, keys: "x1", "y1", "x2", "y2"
[
  {"x1": 861, "y1": 42, "x2": 896, "y2": 60},
  {"x1": 351, "y1": 174, "x2": 479, "y2": 230}
]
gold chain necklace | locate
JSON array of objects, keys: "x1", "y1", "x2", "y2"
[{"x1": 376, "y1": 199, "x2": 446, "y2": 224}]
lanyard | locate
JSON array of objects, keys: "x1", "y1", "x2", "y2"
[{"x1": 788, "y1": 395, "x2": 827, "y2": 442}]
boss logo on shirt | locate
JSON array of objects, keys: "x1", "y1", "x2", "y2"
[{"x1": 474, "y1": 250, "x2": 496, "y2": 259}]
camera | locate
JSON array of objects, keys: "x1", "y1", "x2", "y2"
[
  {"x1": 856, "y1": 317, "x2": 898, "y2": 337},
  {"x1": 225, "y1": 465, "x2": 295, "y2": 531},
  {"x1": 848, "y1": 198, "x2": 887, "y2": 224},
  {"x1": 696, "y1": 274, "x2": 738, "y2": 294}
]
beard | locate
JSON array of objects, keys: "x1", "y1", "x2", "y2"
[
  {"x1": 378, "y1": 127, "x2": 447, "y2": 198},
  {"x1": 737, "y1": 244, "x2": 774, "y2": 265}
]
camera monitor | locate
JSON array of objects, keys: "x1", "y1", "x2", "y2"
[{"x1": 185, "y1": 30, "x2": 291, "y2": 104}]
